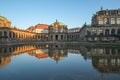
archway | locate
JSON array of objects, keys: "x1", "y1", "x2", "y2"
[
  {"x1": 92, "y1": 31, "x2": 97, "y2": 36},
  {"x1": 117, "y1": 29, "x2": 120, "y2": 36},
  {"x1": 9, "y1": 32, "x2": 12, "y2": 38},
  {"x1": 50, "y1": 35, "x2": 53, "y2": 41},
  {"x1": 0, "y1": 31, "x2": 2, "y2": 37},
  {"x1": 111, "y1": 29, "x2": 116, "y2": 36},
  {"x1": 105, "y1": 29, "x2": 109, "y2": 36},
  {"x1": 4, "y1": 31, "x2": 7, "y2": 38},
  {"x1": 61, "y1": 35, "x2": 63, "y2": 40},
  {"x1": 86, "y1": 30, "x2": 91, "y2": 36},
  {"x1": 55, "y1": 35, "x2": 58, "y2": 40}
]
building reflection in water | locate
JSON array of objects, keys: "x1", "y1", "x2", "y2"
[
  {"x1": 28, "y1": 49, "x2": 49, "y2": 59},
  {"x1": 90, "y1": 47, "x2": 120, "y2": 73},
  {"x1": 80, "y1": 46, "x2": 120, "y2": 79},
  {"x1": 0, "y1": 47, "x2": 11, "y2": 68},
  {"x1": 0, "y1": 44, "x2": 120, "y2": 75},
  {"x1": 0, "y1": 56, "x2": 11, "y2": 68},
  {"x1": 48, "y1": 44, "x2": 68, "y2": 63}
]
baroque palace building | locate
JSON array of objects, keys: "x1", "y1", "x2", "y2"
[
  {"x1": 79, "y1": 7, "x2": 120, "y2": 41},
  {"x1": 0, "y1": 7, "x2": 120, "y2": 42},
  {"x1": 49, "y1": 20, "x2": 68, "y2": 41},
  {"x1": 0, "y1": 16, "x2": 79, "y2": 43}
]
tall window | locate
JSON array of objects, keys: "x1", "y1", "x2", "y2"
[
  {"x1": 60, "y1": 28, "x2": 63, "y2": 32},
  {"x1": 104, "y1": 18, "x2": 110, "y2": 24},
  {"x1": 105, "y1": 29, "x2": 109, "y2": 36},
  {"x1": 56, "y1": 28, "x2": 59, "y2": 32},
  {"x1": 0, "y1": 31, "x2": 2, "y2": 37},
  {"x1": 111, "y1": 29, "x2": 116, "y2": 36},
  {"x1": 4, "y1": 31, "x2": 7, "y2": 37},
  {"x1": 117, "y1": 29, "x2": 120, "y2": 36},
  {"x1": 117, "y1": 18, "x2": 120, "y2": 24},
  {"x1": 9, "y1": 32, "x2": 12, "y2": 38},
  {"x1": 86, "y1": 30, "x2": 91, "y2": 36},
  {"x1": 104, "y1": 18, "x2": 107, "y2": 24},
  {"x1": 111, "y1": 18, "x2": 115, "y2": 24},
  {"x1": 98, "y1": 19, "x2": 103, "y2": 25}
]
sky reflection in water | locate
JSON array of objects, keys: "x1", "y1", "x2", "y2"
[{"x1": 0, "y1": 44, "x2": 120, "y2": 80}]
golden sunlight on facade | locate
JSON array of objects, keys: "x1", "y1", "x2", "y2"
[
  {"x1": 0, "y1": 16, "x2": 11, "y2": 27},
  {"x1": 0, "y1": 56, "x2": 11, "y2": 68},
  {"x1": 1, "y1": 8, "x2": 120, "y2": 42}
]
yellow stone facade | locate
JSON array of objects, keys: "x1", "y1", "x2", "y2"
[
  {"x1": 49, "y1": 20, "x2": 68, "y2": 33},
  {"x1": 0, "y1": 16, "x2": 79, "y2": 42},
  {"x1": 0, "y1": 16, "x2": 11, "y2": 27},
  {"x1": 0, "y1": 16, "x2": 49, "y2": 42}
]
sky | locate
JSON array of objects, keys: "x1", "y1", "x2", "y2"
[{"x1": 0, "y1": 0, "x2": 120, "y2": 29}]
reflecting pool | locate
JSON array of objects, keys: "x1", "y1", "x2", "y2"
[{"x1": 0, "y1": 44, "x2": 120, "y2": 80}]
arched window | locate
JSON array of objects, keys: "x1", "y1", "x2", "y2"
[
  {"x1": 111, "y1": 29, "x2": 116, "y2": 36},
  {"x1": 19, "y1": 34, "x2": 21, "y2": 38},
  {"x1": 4, "y1": 31, "x2": 7, "y2": 38},
  {"x1": 105, "y1": 29, "x2": 109, "y2": 36},
  {"x1": 105, "y1": 48, "x2": 110, "y2": 55},
  {"x1": 0, "y1": 31, "x2": 2, "y2": 37},
  {"x1": 9, "y1": 32, "x2": 12, "y2": 38},
  {"x1": 117, "y1": 29, "x2": 120, "y2": 36},
  {"x1": 104, "y1": 18, "x2": 109, "y2": 24},
  {"x1": 21, "y1": 34, "x2": 23, "y2": 38},
  {"x1": 67, "y1": 35, "x2": 69, "y2": 39},
  {"x1": 37, "y1": 35, "x2": 40, "y2": 39},
  {"x1": 117, "y1": 18, "x2": 120, "y2": 24},
  {"x1": 61, "y1": 35, "x2": 63, "y2": 40},
  {"x1": 86, "y1": 30, "x2": 91, "y2": 36},
  {"x1": 55, "y1": 35, "x2": 58, "y2": 40},
  {"x1": 98, "y1": 19, "x2": 103, "y2": 24},
  {"x1": 111, "y1": 18, "x2": 115, "y2": 24},
  {"x1": 92, "y1": 31, "x2": 97, "y2": 36},
  {"x1": 16, "y1": 33, "x2": 18, "y2": 38},
  {"x1": 13, "y1": 32, "x2": 15, "y2": 38},
  {"x1": 111, "y1": 48, "x2": 116, "y2": 55}
]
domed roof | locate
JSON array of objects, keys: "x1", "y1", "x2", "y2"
[
  {"x1": 0, "y1": 16, "x2": 11, "y2": 27},
  {"x1": 55, "y1": 20, "x2": 65, "y2": 25},
  {"x1": 50, "y1": 20, "x2": 67, "y2": 29},
  {"x1": 54, "y1": 20, "x2": 65, "y2": 25},
  {"x1": 0, "y1": 16, "x2": 8, "y2": 20}
]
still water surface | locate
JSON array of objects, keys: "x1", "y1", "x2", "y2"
[{"x1": 0, "y1": 44, "x2": 120, "y2": 80}]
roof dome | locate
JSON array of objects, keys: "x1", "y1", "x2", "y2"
[
  {"x1": 54, "y1": 20, "x2": 65, "y2": 25},
  {"x1": 0, "y1": 16, "x2": 8, "y2": 20},
  {"x1": 50, "y1": 20, "x2": 67, "y2": 29},
  {"x1": 0, "y1": 16, "x2": 11, "y2": 27}
]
